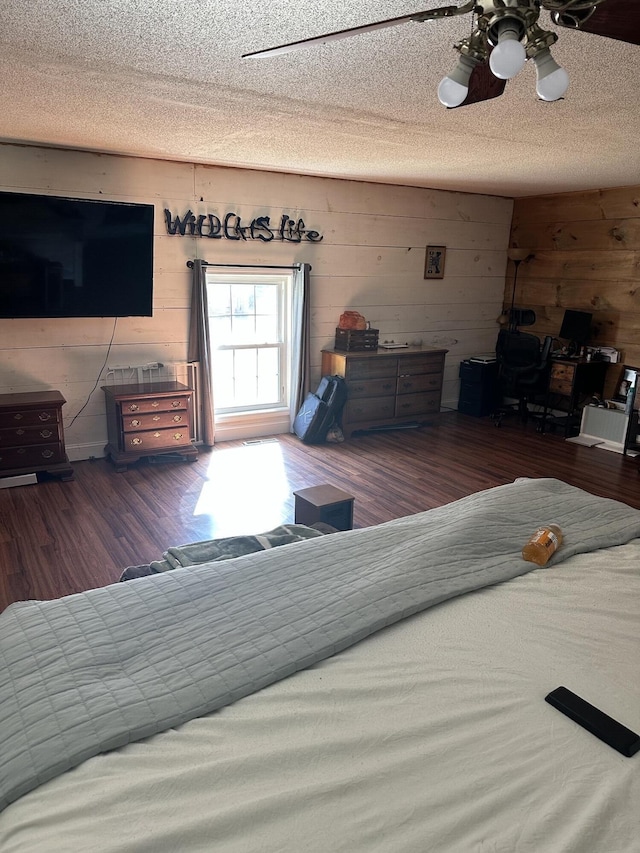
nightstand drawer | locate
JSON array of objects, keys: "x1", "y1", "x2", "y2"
[
  {"x1": 122, "y1": 428, "x2": 192, "y2": 452},
  {"x1": 122, "y1": 410, "x2": 190, "y2": 432},
  {"x1": 120, "y1": 396, "x2": 189, "y2": 414},
  {"x1": 0, "y1": 407, "x2": 60, "y2": 429},
  {"x1": 0, "y1": 443, "x2": 66, "y2": 468},
  {"x1": 0, "y1": 424, "x2": 61, "y2": 446}
]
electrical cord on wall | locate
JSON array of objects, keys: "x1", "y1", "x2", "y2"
[{"x1": 65, "y1": 317, "x2": 118, "y2": 431}]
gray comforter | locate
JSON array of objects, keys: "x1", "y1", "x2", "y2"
[{"x1": 2, "y1": 478, "x2": 640, "y2": 812}]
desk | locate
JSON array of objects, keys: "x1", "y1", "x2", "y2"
[{"x1": 543, "y1": 358, "x2": 608, "y2": 436}]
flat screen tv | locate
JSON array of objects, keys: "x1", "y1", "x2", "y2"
[{"x1": 0, "y1": 191, "x2": 154, "y2": 318}]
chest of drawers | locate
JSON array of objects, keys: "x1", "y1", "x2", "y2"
[
  {"x1": 102, "y1": 381, "x2": 198, "y2": 472},
  {"x1": 0, "y1": 390, "x2": 74, "y2": 481},
  {"x1": 321, "y1": 346, "x2": 447, "y2": 437}
]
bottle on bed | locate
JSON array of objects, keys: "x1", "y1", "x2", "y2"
[{"x1": 522, "y1": 524, "x2": 563, "y2": 566}]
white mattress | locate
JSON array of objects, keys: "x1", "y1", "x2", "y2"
[{"x1": 1, "y1": 542, "x2": 639, "y2": 852}]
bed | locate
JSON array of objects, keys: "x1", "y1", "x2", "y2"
[{"x1": 0, "y1": 477, "x2": 639, "y2": 852}]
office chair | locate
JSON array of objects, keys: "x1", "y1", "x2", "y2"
[{"x1": 493, "y1": 330, "x2": 553, "y2": 427}]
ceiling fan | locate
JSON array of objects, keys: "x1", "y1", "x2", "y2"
[{"x1": 243, "y1": 1, "x2": 640, "y2": 108}]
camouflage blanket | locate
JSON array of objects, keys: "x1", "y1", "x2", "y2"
[{"x1": 120, "y1": 524, "x2": 327, "y2": 581}]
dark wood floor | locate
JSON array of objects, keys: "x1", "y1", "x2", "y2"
[{"x1": 1, "y1": 410, "x2": 639, "y2": 611}]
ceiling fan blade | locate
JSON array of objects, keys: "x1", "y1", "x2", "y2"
[
  {"x1": 554, "y1": 0, "x2": 640, "y2": 45},
  {"x1": 243, "y1": 2, "x2": 476, "y2": 58},
  {"x1": 452, "y1": 63, "x2": 506, "y2": 109}
]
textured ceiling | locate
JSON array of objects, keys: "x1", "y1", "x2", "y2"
[{"x1": 0, "y1": 0, "x2": 638, "y2": 198}]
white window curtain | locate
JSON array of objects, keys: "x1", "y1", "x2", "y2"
[{"x1": 289, "y1": 262, "x2": 311, "y2": 429}]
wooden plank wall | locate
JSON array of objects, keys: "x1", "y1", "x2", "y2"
[
  {"x1": 0, "y1": 143, "x2": 513, "y2": 457},
  {"x1": 509, "y1": 186, "x2": 640, "y2": 394}
]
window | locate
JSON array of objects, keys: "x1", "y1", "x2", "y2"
[{"x1": 206, "y1": 271, "x2": 292, "y2": 415}]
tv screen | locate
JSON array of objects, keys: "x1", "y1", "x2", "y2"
[
  {"x1": 0, "y1": 191, "x2": 154, "y2": 318},
  {"x1": 559, "y1": 309, "x2": 592, "y2": 345}
]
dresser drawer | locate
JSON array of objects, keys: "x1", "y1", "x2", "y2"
[
  {"x1": 0, "y1": 407, "x2": 60, "y2": 429},
  {"x1": 0, "y1": 443, "x2": 66, "y2": 468},
  {"x1": 119, "y1": 396, "x2": 190, "y2": 415},
  {"x1": 395, "y1": 391, "x2": 441, "y2": 417},
  {"x1": 345, "y1": 396, "x2": 396, "y2": 423},
  {"x1": 396, "y1": 373, "x2": 442, "y2": 395},
  {"x1": 549, "y1": 363, "x2": 575, "y2": 395},
  {"x1": 398, "y1": 354, "x2": 444, "y2": 376},
  {"x1": 0, "y1": 424, "x2": 61, "y2": 446},
  {"x1": 121, "y1": 410, "x2": 190, "y2": 433},
  {"x1": 347, "y1": 377, "x2": 396, "y2": 398},
  {"x1": 346, "y1": 357, "x2": 397, "y2": 381}
]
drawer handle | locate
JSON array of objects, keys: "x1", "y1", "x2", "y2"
[
  {"x1": 172, "y1": 414, "x2": 183, "y2": 423},
  {"x1": 173, "y1": 432, "x2": 184, "y2": 441},
  {"x1": 153, "y1": 415, "x2": 161, "y2": 422},
  {"x1": 151, "y1": 401, "x2": 160, "y2": 408},
  {"x1": 171, "y1": 400, "x2": 181, "y2": 408},
  {"x1": 153, "y1": 432, "x2": 161, "y2": 438},
  {"x1": 17, "y1": 448, "x2": 26, "y2": 455},
  {"x1": 130, "y1": 419, "x2": 141, "y2": 427},
  {"x1": 382, "y1": 383, "x2": 393, "y2": 390},
  {"x1": 13, "y1": 413, "x2": 23, "y2": 421},
  {"x1": 402, "y1": 381, "x2": 413, "y2": 389},
  {"x1": 16, "y1": 428, "x2": 25, "y2": 436},
  {"x1": 131, "y1": 437, "x2": 143, "y2": 446},
  {"x1": 38, "y1": 412, "x2": 52, "y2": 422},
  {"x1": 353, "y1": 385, "x2": 365, "y2": 392},
  {"x1": 41, "y1": 449, "x2": 54, "y2": 459},
  {"x1": 128, "y1": 404, "x2": 140, "y2": 412},
  {"x1": 40, "y1": 429, "x2": 53, "y2": 439}
]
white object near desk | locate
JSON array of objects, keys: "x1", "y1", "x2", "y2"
[{"x1": 567, "y1": 405, "x2": 635, "y2": 454}]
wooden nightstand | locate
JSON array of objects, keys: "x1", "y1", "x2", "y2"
[
  {"x1": 0, "y1": 390, "x2": 74, "y2": 482},
  {"x1": 293, "y1": 484, "x2": 355, "y2": 531},
  {"x1": 102, "y1": 381, "x2": 198, "y2": 472}
]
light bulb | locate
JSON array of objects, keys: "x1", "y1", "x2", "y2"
[
  {"x1": 489, "y1": 19, "x2": 526, "y2": 80},
  {"x1": 534, "y1": 48, "x2": 569, "y2": 101},
  {"x1": 437, "y1": 54, "x2": 478, "y2": 108}
]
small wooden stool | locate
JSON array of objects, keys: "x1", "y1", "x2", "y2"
[{"x1": 293, "y1": 484, "x2": 355, "y2": 531}]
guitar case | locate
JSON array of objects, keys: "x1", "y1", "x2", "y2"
[{"x1": 293, "y1": 375, "x2": 347, "y2": 444}]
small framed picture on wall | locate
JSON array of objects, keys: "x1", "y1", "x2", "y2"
[{"x1": 424, "y1": 245, "x2": 446, "y2": 279}]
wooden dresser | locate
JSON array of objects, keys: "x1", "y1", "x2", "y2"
[
  {"x1": 321, "y1": 346, "x2": 447, "y2": 437},
  {"x1": 102, "y1": 381, "x2": 198, "y2": 472},
  {"x1": 0, "y1": 390, "x2": 74, "y2": 481}
]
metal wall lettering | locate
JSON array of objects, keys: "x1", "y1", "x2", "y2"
[{"x1": 164, "y1": 209, "x2": 323, "y2": 243}]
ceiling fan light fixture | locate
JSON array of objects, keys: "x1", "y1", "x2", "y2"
[
  {"x1": 534, "y1": 48, "x2": 570, "y2": 101},
  {"x1": 488, "y1": 18, "x2": 527, "y2": 80},
  {"x1": 437, "y1": 53, "x2": 479, "y2": 107}
]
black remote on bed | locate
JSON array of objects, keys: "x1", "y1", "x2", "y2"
[{"x1": 545, "y1": 686, "x2": 640, "y2": 757}]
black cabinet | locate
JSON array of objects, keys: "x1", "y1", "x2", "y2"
[{"x1": 458, "y1": 360, "x2": 499, "y2": 417}]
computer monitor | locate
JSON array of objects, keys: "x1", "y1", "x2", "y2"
[{"x1": 559, "y1": 309, "x2": 592, "y2": 355}]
